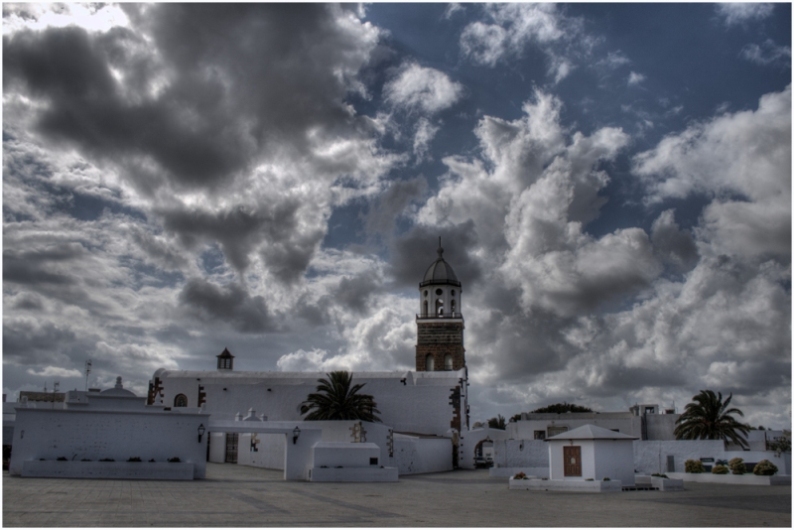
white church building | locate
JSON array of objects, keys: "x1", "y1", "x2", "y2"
[{"x1": 147, "y1": 243, "x2": 474, "y2": 472}]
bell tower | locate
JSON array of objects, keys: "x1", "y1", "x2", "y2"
[{"x1": 416, "y1": 239, "x2": 466, "y2": 371}]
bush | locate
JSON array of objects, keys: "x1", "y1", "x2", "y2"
[
  {"x1": 753, "y1": 460, "x2": 778, "y2": 476},
  {"x1": 651, "y1": 473, "x2": 668, "y2": 478},
  {"x1": 99, "y1": 458, "x2": 115, "y2": 462},
  {"x1": 685, "y1": 459, "x2": 705, "y2": 473},
  {"x1": 56, "y1": 456, "x2": 68, "y2": 461},
  {"x1": 127, "y1": 457, "x2": 141, "y2": 462},
  {"x1": 728, "y1": 457, "x2": 745, "y2": 475},
  {"x1": 513, "y1": 472, "x2": 527, "y2": 480},
  {"x1": 603, "y1": 477, "x2": 611, "y2": 481},
  {"x1": 149, "y1": 458, "x2": 156, "y2": 463},
  {"x1": 167, "y1": 457, "x2": 181, "y2": 463},
  {"x1": 81, "y1": 458, "x2": 91, "y2": 462},
  {"x1": 711, "y1": 465, "x2": 729, "y2": 474}
]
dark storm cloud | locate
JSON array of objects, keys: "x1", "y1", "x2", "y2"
[
  {"x1": 651, "y1": 209, "x2": 699, "y2": 273},
  {"x1": 333, "y1": 271, "x2": 380, "y2": 314},
  {"x1": 160, "y1": 202, "x2": 302, "y2": 273},
  {"x1": 4, "y1": 4, "x2": 381, "y2": 194},
  {"x1": 178, "y1": 278, "x2": 277, "y2": 333},
  {"x1": 389, "y1": 220, "x2": 481, "y2": 288},
  {"x1": 3, "y1": 319, "x2": 85, "y2": 366},
  {"x1": 364, "y1": 176, "x2": 428, "y2": 237}
]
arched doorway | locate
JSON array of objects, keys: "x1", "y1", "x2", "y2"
[{"x1": 474, "y1": 438, "x2": 494, "y2": 468}]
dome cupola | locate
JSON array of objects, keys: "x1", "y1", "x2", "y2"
[
  {"x1": 418, "y1": 238, "x2": 462, "y2": 319},
  {"x1": 420, "y1": 241, "x2": 460, "y2": 287}
]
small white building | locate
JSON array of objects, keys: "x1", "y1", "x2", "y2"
[{"x1": 547, "y1": 424, "x2": 637, "y2": 486}]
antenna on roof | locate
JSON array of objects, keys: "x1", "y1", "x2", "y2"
[{"x1": 85, "y1": 360, "x2": 92, "y2": 391}]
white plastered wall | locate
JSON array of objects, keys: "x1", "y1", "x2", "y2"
[{"x1": 10, "y1": 408, "x2": 209, "y2": 478}]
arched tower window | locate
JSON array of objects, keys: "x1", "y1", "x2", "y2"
[
  {"x1": 444, "y1": 354, "x2": 453, "y2": 370},
  {"x1": 174, "y1": 394, "x2": 188, "y2": 407},
  {"x1": 436, "y1": 298, "x2": 444, "y2": 316},
  {"x1": 451, "y1": 299, "x2": 456, "y2": 315},
  {"x1": 423, "y1": 300, "x2": 428, "y2": 317},
  {"x1": 425, "y1": 354, "x2": 435, "y2": 371}
]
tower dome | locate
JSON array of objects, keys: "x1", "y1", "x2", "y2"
[{"x1": 421, "y1": 242, "x2": 461, "y2": 287}]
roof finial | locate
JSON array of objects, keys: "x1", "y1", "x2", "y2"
[{"x1": 437, "y1": 236, "x2": 443, "y2": 259}]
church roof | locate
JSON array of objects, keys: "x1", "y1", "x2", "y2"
[
  {"x1": 545, "y1": 424, "x2": 637, "y2": 441},
  {"x1": 217, "y1": 347, "x2": 234, "y2": 359},
  {"x1": 420, "y1": 241, "x2": 460, "y2": 287}
]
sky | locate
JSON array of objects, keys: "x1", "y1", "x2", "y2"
[{"x1": 2, "y1": 3, "x2": 791, "y2": 429}]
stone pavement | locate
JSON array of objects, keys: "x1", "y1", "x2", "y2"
[{"x1": 3, "y1": 464, "x2": 791, "y2": 527}]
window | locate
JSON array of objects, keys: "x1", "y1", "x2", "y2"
[
  {"x1": 444, "y1": 354, "x2": 453, "y2": 370},
  {"x1": 534, "y1": 430, "x2": 545, "y2": 440},
  {"x1": 423, "y1": 301, "x2": 428, "y2": 316},
  {"x1": 424, "y1": 290, "x2": 428, "y2": 297},
  {"x1": 174, "y1": 394, "x2": 188, "y2": 407},
  {"x1": 451, "y1": 290, "x2": 455, "y2": 296},
  {"x1": 451, "y1": 299, "x2": 456, "y2": 314},
  {"x1": 435, "y1": 299, "x2": 444, "y2": 316},
  {"x1": 425, "y1": 354, "x2": 435, "y2": 371},
  {"x1": 435, "y1": 288, "x2": 443, "y2": 296}
]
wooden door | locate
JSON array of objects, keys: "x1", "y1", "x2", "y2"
[
  {"x1": 225, "y1": 433, "x2": 239, "y2": 463},
  {"x1": 563, "y1": 446, "x2": 581, "y2": 477}
]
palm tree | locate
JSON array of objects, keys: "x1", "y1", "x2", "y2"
[
  {"x1": 299, "y1": 371, "x2": 381, "y2": 422},
  {"x1": 674, "y1": 390, "x2": 750, "y2": 449}
]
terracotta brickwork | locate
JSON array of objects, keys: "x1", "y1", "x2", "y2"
[{"x1": 415, "y1": 321, "x2": 466, "y2": 372}]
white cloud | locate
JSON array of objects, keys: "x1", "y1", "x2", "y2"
[
  {"x1": 628, "y1": 71, "x2": 646, "y2": 86},
  {"x1": 715, "y1": 3, "x2": 774, "y2": 26},
  {"x1": 27, "y1": 366, "x2": 84, "y2": 379},
  {"x1": 460, "y1": 4, "x2": 566, "y2": 67},
  {"x1": 633, "y1": 86, "x2": 791, "y2": 260},
  {"x1": 740, "y1": 40, "x2": 791, "y2": 66},
  {"x1": 383, "y1": 62, "x2": 464, "y2": 114},
  {"x1": 413, "y1": 118, "x2": 440, "y2": 161},
  {"x1": 2, "y1": 3, "x2": 130, "y2": 35}
]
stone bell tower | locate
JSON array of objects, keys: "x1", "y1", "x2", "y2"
[{"x1": 416, "y1": 239, "x2": 466, "y2": 372}]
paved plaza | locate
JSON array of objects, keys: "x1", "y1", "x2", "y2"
[{"x1": 3, "y1": 463, "x2": 791, "y2": 527}]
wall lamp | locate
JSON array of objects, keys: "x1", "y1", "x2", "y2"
[
  {"x1": 198, "y1": 423, "x2": 206, "y2": 443},
  {"x1": 292, "y1": 426, "x2": 301, "y2": 445}
]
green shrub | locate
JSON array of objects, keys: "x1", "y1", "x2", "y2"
[
  {"x1": 603, "y1": 477, "x2": 611, "y2": 481},
  {"x1": 753, "y1": 460, "x2": 778, "y2": 476},
  {"x1": 711, "y1": 464, "x2": 729, "y2": 474},
  {"x1": 127, "y1": 457, "x2": 142, "y2": 462},
  {"x1": 56, "y1": 456, "x2": 68, "y2": 461},
  {"x1": 513, "y1": 472, "x2": 527, "y2": 480},
  {"x1": 728, "y1": 457, "x2": 745, "y2": 475},
  {"x1": 167, "y1": 457, "x2": 181, "y2": 463},
  {"x1": 684, "y1": 459, "x2": 705, "y2": 473},
  {"x1": 685, "y1": 460, "x2": 705, "y2": 473},
  {"x1": 651, "y1": 473, "x2": 668, "y2": 478}
]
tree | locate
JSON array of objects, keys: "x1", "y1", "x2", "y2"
[
  {"x1": 531, "y1": 403, "x2": 593, "y2": 414},
  {"x1": 488, "y1": 414, "x2": 506, "y2": 430},
  {"x1": 299, "y1": 371, "x2": 381, "y2": 422},
  {"x1": 674, "y1": 390, "x2": 750, "y2": 449},
  {"x1": 509, "y1": 413, "x2": 522, "y2": 423}
]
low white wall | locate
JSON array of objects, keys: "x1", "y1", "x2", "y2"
[
  {"x1": 10, "y1": 408, "x2": 209, "y2": 479},
  {"x1": 491, "y1": 439, "x2": 548, "y2": 470},
  {"x1": 394, "y1": 435, "x2": 452, "y2": 475},
  {"x1": 313, "y1": 442, "x2": 380, "y2": 468},
  {"x1": 20, "y1": 460, "x2": 194, "y2": 480},
  {"x1": 633, "y1": 440, "x2": 725, "y2": 474}
]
